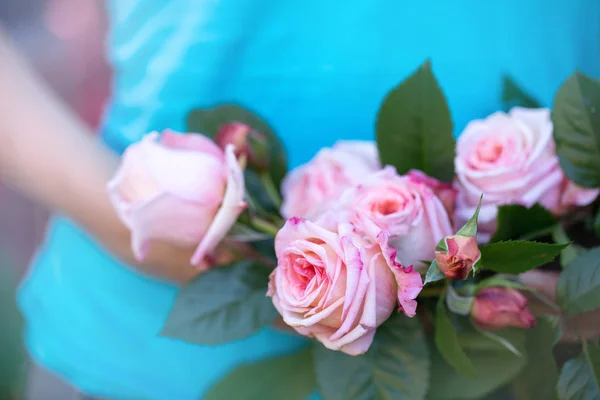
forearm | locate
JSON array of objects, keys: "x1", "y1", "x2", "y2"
[
  {"x1": 0, "y1": 28, "x2": 128, "y2": 251},
  {"x1": 0, "y1": 29, "x2": 216, "y2": 282}
]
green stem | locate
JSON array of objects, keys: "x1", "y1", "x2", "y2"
[
  {"x1": 260, "y1": 172, "x2": 283, "y2": 208},
  {"x1": 419, "y1": 286, "x2": 446, "y2": 297},
  {"x1": 552, "y1": 225, "x2": 578, "y2": 268},
  {"x1": 250, "y1": 217, "x2": 280, "y2": 237}
]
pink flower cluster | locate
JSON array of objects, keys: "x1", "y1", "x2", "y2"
[
  {"x1": 269, "y1": 107, "x2": 599, "y2": 354},
  {"x1": 269, "y1": 142, "x2": 454, "y2": 354},
  {"x1": 106, "y1": 107, "x2": 599, "y2": 356}
]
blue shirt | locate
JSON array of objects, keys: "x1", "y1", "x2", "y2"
[{"x1": 18, "y1": 1, "x2": 600, "y2": 399}]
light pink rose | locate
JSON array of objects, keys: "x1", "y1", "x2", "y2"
[
  {"x1": 268, "y1": 214, "x2": 422, "y2": 355},
  {"x1": 435, "y1": 235, "x2": 480, "y2": 280},
  {"x1": 455, "y1": 107, "x2": 598, "y2": 242},
  {"x1": 281, "y1": 141, "x2": 380, "y2": 220},
  {"x1": 407, "y1": 169, "x2": 457, "y2": 216},
  {"x1": 338, "y1": 167, "x2": 453, "y2": 269},
  {"x1": 556, "y1": 180, "x2": 599, "y2": 215},
  {"x1": 107, "y1": 130, "x2": 246, "y2": 265}
]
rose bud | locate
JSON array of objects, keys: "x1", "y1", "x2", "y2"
[
  {"x1": 107, "y1": 130, "x2": 246, "y2": 266},
  {"x1": 471, "y1": 287, "x2": 536, "y2": 330},
  {"x1": 215, "y1": 122, "x2": 270, "y2": 172},
  {"x1": 435, "y1": 235, "x2": 480, "y2": 280}
]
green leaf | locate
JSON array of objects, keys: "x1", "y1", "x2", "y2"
[
  {"x1": 491, "y1": 204, "x2": 557, "y2": 242},
  {"x1": 557, "y1": 247, "x2": 600, "y2": 316},
  {"x1": 376, "y1": 60, "x2": 455, "y2": 182},
  {"x1": 475, "y1": 275, "x2": 527, "y2": 292},
  {"x1": 435, "y1": 296, "x2": 477, "y2": 377},
  {"x1": 557, "y1": 342, "x2": 600, "y2": 400},
  {"x1": 205, "y1": 348, "x2": 316, "y2": 400},
  {"x1": 427, "y1": 326, "x2": 527, "y2": 400},
  {"x1": 456, "y1": 195, "x2": 483, "y2": 238},
  {"x1": 594, "y1": 209, "x2": 600, "y2": 239},
  {"x1": 585, "y1": 341, "x2": 600, "y2": 390},
  {"x1": 445, "y1": 285, "x2": 474, "y2": 316},
  {"x1": 502, "y1": 75, "x2": 542, "y2": 110},
  {"x1": 0, "y1": 264, "x2": 25, "y2": 398},
  {"x1": 552, "y1": 226, "x2": 579, "y2": 269},
  {"x1": 187, "y1": 103, "x2": 288, "y2": 188},
  {"x1": 228, "y1": 223, "x2": 271, "y2": 242},
  {"x1": 552, "y1": 71, "x2": 600, "y2": 188},
  {"x1": 473, "y1": 327, "x2": 523, "y2": 357},
  {"x1": 161, "y1": 261, "x2": 277, "y2": 345},
  {"x1": 313, "y1": 313, "x2": 429, "y2": 400},
  {"x1": 512, "y1": 317, "x2": 559, "y2": 400},
  {"x1": 425, "y1": 259, "x2": 445, "y2": 285},
  {"x1": 479, "y1": 240, "x2": 567, "y2": 274}
]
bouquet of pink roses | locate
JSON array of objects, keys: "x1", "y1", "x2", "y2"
[{"x1": 108, "y1": 61, "x2": 600, "y2": 400}]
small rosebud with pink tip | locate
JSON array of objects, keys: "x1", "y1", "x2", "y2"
[
  {"x1": 435, "y1": 235, "x2": 481, "y2": 280},
  {"x1": 471, "y1": 287, "x2": 536, "y2": 330},
  {"x1": 215, "y1": 122, "x2": 270, "y2": 172}
]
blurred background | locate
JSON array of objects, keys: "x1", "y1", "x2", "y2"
[{"x1": 0, "y1": 0, "x2": 111, "y2": 397}]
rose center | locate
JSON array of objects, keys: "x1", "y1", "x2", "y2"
[
  {"x1": 448, "y1": 256, "x2": 465, "y2": 271},
  {"x1": 477, "y1": 139, "x2": 504, "y2": 163},
  {"x1": 294, "y1": 258, "x2": 316, "y2": 283},
  {"x1": 374, "y1": 197, "x2": 403, "y2": 216}
]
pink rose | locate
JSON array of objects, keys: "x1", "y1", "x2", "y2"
[
  {"x1": 268, "y1": 214, "x2": 422, "y2": 355},
  {"x1": 435, "y1": 235, "x2": 480, "y2": 280},
  {"x1": 455, "y1": 107, "x2": 598, "y2": 242},
  {"x1": 107, "y1": 130, "x2": 246, "y2": 265},
  {"x1": 556, "y1": 180, "x2": 599, "y2": 215},
  {"x1": 339, "y1": 167, "x2": 453, "y2": 269},
  {"x1": 407, "y1": 169, "x2": 457, "y2": 216},
  {"x1": 281, "y1": 141, "x2": 380, "y2": 220},
  {"x1": 471, "y1": 287, "x2": 536, "y2": 331}
]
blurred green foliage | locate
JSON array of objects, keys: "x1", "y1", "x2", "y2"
[{"x1": 0, "y1": 262, "x2": 25, "y2": 399}]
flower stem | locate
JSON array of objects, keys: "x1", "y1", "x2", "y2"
[
  {"x1": 250, "y1": 217, "x2": 280, "y2": 237},
  {"x1": 260, "y1": 172, "x2": 283, "y2": 208},
  {"x1": 419, "y1": 286, "x2": 446, "y2": 297}
]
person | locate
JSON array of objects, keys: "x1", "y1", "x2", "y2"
[{"x1": 1, "y1": 1, "x2": 599, "y2": 399}]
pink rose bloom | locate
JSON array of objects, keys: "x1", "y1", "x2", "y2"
[
  {"x1": 107, "y1": 130, "x2": 246, "y2": 265},
  {"x1": 556, "y1": 180, "x2": 599, "y2": 215},
  {"x1": 339, "y1": 167, "x2": 453, "y2": 269},
  {"x1": 471, "y1": 287, "x2": 536, "y2": 331},
  {"x1": 435, "y1": 235, "x2": 480, "y2": 280},
  {"x1": 455, "y1": 107, "x2": 598, "y2": 242},
  {"x1": 281, "y1": 141, "x2": 380, "y2": 220},
  {"x1": 407, "y1": 169, "x2": 457, "y2": 216},
  {"x1": 268, "y1": 214, "x2": 422, "y2": 355}
]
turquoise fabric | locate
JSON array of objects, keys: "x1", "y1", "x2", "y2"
[{"x1": 18, "y1": 0, "x2": 600, "y2": 399}]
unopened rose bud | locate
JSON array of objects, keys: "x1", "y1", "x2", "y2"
[
  {"x1": 215, "y1": 122, "x2": 249, "y2": 158},
  {"x1": 471, "y1": 287, "x2": 536, "y2": 331},
  {"x1": 215, "y1": 122, "x2": 270, "y2": 172},
  {"x1": 435, "y1": 235, "x2": 480, "y2": 280}
]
